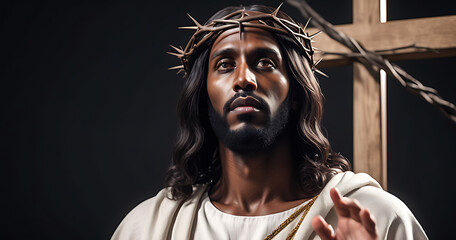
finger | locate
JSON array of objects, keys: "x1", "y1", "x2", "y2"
[
  {"x1": 331, "y1": 188, "x2": 365, "y2": 222},
  {"x1": 345, "y1": 198, "x2": 363, "y2": 222},
  {"x1": 330, "y1": 187, "x2": 350, "y2": 217},
  {"x1": 312, "y1": 215, "x2": 336, "y2": 240},
  {"x1": 360, "y1": 208, "x2": 378, "y2": 237}
]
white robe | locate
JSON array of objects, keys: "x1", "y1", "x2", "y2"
[{"x1": 111, "y1": 171, "x2": 428, "y2": 239}]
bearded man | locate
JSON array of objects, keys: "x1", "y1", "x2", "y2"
[{"x1": 112, "y1": 5, "x2": 427, "y2": 240}]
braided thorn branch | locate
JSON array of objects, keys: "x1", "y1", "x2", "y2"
[{"x1": 288, "y1": 0, "x2": 456, "y2": 123}]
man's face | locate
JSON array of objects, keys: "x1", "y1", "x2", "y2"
[{"x1": 206, "y1": 27, "x2": 290, "y2": 152}]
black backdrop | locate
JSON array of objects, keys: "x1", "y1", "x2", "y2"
[{"x1": 2, "y1": 0, "x2": 455, "y2": 239}]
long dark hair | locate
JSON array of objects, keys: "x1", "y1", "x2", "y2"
[{"x1": 165, "y1": 5, "x2": 351, "y2": 200}]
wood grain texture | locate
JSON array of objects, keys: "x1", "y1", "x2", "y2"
[
  {"x1": 353, "y1": 0, "x2": 380, "y2": 23},
  {"x1": 352, "y1": 0, "x2": 386, "y2": 189},
  {"x1": 353, "y1": 63, "x2": 386, "y2": 188},
  {"x1": 310, "y1": 15, "x2": 456, "y2": 68}
]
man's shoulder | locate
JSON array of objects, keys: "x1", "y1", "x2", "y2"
[
  {"x1": 122, "y1": 188, "x2": 177, "y2": 220},
  {"x1": 328, "y1": 172, "x2": 416, "y2": 218},
  {"x1": 111, "y1": 185, "x2": 208, "y2": 240},
  {"x1": 348, "y1": 185, "x2": 408, "y2": 214},
  {"x1": 111, "y1": 188, "x2": 176, "y2": 240}
]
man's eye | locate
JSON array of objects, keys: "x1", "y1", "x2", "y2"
[
  {"x1": 216, "y1": 60, "x2": 235, "y2": 71},
  {"x1": 257, "y1": 59, "x2": 275, "y2": 69}
]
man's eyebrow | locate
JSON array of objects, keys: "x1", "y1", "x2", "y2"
[
  {"x1": 210, "y1": 47, "x2": 281, "y2": 61},
  {"x1": 250, "y1": 47, "x2": 281, "y2": 59},
  {"x1": 210, "y1": 48, "x2": 238, "y2": 61}
]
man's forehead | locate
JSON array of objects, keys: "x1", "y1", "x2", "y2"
[{"x1": 210, "y1": 27, "x2": 281, "y2": 56}]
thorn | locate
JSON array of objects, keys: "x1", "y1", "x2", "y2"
[
  {"x1": 315, "y1": 57, "x2": 323, "y2": 66},
  {"x1": 303, "y1": 17, "x2": 312, "y2": 30},
  {"x1": 186, "y1": 13, "x2": 202, "y2": 28},
  {"x1": 169, "y1": 45, "x2": 184, "y2": 53},
  {"x1": 310, "y1": 31, "x2": 322, "y2": 38},
  {"x1": 315, "y1": 68, "x2": 328, "y2": 77},
  {"x1": 166, "y1": 52, "x2": 183, "y2": 57},
  {"x1": 178, "y1": 26, "x2": 198, "y2": 30},
  {"x1": 168, "y1": 65, "x2": 184, "y2": 70},
  {"x1": 272, "y1": 2, "x2": 284, "y2": 16}
]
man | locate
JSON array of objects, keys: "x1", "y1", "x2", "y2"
[{"x1": 112, "y1": 5, "x2": 427, "y2": 240}]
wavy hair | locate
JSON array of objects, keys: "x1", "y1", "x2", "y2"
[{"x1": 165, "y1": 5, "x2": 351, "y2": 200}]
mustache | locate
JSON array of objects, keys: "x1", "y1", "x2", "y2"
[{"x1": 222, "y1": 91, "x2": 270, "y2": 116}]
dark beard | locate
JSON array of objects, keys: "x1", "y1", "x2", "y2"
[{"x1": 208, "y1": 92, "x2": 290, "y2": 153}]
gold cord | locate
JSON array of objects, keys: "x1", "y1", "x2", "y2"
[{"x1": 263, "y1": 195, "x2": 318, "y2": 240}]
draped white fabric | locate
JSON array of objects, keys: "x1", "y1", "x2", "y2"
[
  {"x1": 193, "y1": 192, "x2": 311, "y2": 240},
  {"x1": 111, "y1": 172, "x2": 428, "y2": 240}
]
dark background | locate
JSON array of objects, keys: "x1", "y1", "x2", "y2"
[{"x1": 2, "y1": 0, "x2": 455, "y2": 239}]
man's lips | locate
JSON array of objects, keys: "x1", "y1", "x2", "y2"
[{"x1": 229, "y1": 96, "x2": 263, "y2": 112}]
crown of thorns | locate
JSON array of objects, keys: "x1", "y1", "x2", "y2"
[{"x1": 168, "y1": 4, "x2": 323, "y2": 76}]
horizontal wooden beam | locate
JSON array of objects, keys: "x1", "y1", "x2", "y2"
[{"x1": 309, "y1": 15, "x2": 456, "y2": 68}]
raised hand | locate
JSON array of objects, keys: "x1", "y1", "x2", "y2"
[{"x1": 312, "y1": 188, "x2": 378, "y2": 240}]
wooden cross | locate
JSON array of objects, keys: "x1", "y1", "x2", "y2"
[{"x1": 308, "y1": 0, "x2": 456, "y2": 189}]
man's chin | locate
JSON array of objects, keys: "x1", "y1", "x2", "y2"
[
  {"x1": 221, "y1": 126, "x2": 272, "y2": 153},
  {"x1": 229, "y1": 122, "x2": 260, "y2": 132}
]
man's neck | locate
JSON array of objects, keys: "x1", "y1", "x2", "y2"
[{"x1": 209, "y1": 132, "x2": 309, "y2": 216}]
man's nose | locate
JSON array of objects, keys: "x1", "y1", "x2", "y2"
[{"x1": 233, "y1": 61, "x2": 257, "y2": 92}]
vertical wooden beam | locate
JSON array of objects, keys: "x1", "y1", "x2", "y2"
[
  {"x1": 353, "y1": 0, "x2": 380, "y2": 23},
  {"x1": 353, "y1": 63, "x2": 385, "y2": 187},
  {"x1": 352, "y1": 0, "x2": 387, "y2": 189}
]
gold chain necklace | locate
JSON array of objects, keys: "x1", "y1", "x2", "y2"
[{"x1": 263, "y1": 195, "x2": 318, "y2": 240}]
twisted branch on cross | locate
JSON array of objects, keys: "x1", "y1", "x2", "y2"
[{"x1": 288, "y1": 0, "x2": 456, "y2": 124}]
